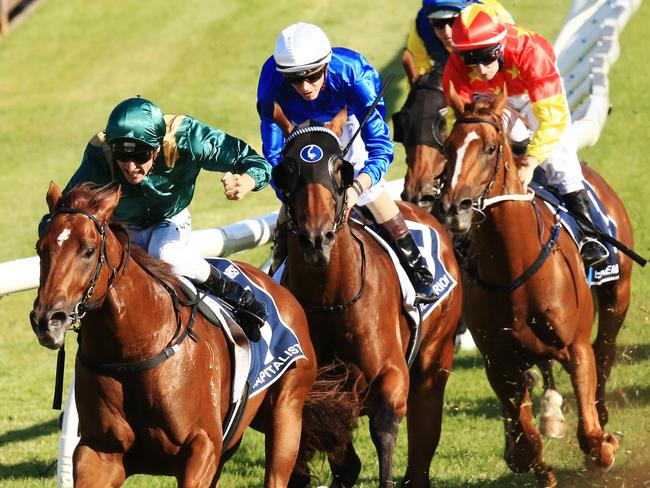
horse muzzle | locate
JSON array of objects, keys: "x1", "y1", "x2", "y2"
[
  {"x1": 443, "y1": 197, "x2": 474, "y2": 234},
  {"x1": 29, "y1": 307, "x2": 72, "y2": 349},
  {"x1": 298, "y1": 229, "x2": 335, "y2": 267}
]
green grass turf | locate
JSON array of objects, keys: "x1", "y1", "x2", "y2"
[{"x1": 0, "y1": 0, "x2": 648, "y2": 486}]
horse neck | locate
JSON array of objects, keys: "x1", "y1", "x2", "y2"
[
  {"x1": 78, "y1": 231, "x2": 177, "y2": 362},
  {"x1": 471, "y1": 164, "x2": 541, "y2": 280},
  {"x1": 287, "y1": 224, "x2": 362, "y2": 305}
]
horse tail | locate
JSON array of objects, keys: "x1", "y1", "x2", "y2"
[{"x1": 296, "y1": 361, "x2": 362, "y2": 469}]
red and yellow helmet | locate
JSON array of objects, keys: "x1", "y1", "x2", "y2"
[{"x1": 451, "y1": 4, "x2": 506, "y2": 51}]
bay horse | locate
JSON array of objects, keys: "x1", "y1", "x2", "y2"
[
  {"x1": 439, "y1": 87, "x2": 633, "y2": 486},
  {"x1": 393, "y1": 50, "x2": 448, "y2": 215},
  {"x1": 30, "y1": 182, "x2": 356, "y2": 487},
  {"x1": 272, "y1": 113, "x2": 462, "y2": 487}
]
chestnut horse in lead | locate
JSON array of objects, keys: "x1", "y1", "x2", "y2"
[
  {"x1": 272, "y1": 113, "x2": 462, "y2": 487},
  {"x1": 30, "y1": 182, "x2": 354, "y2": 487},
  {"x1": 440, "y1": 88, "x2": 633, "y2": 486}
]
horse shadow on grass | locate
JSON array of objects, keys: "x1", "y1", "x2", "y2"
[
  {"x1": 0, "y1": 459, "x2": 56, "y2": 480},
  {"x1": 0, "y1": 418, "x2": 59, "y2": 480}
]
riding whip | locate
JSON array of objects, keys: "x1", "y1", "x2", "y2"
[{"x1": 342, "y1": 72, "x2": 396, "y2": 155}]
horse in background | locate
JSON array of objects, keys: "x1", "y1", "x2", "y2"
[
  {"x1": 439, "y1": 87, "x2": 633, "y2": 486},
  {"x1": 30, "y1": 182, "x2": 357, "y2": 487},
  {"x1": 393, "y1": 50, "x2": 448, "y2": 216},
  {"x1": 272, "y1": 109, "x2": 462, "y2": 488}
]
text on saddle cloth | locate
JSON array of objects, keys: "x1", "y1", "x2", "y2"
[{"x1": 529, "y1": 178, "x2": 620, "y2": 286}]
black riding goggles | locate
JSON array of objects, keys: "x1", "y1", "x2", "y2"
[
  {"x1": 429, "y1": 16, "x2": 456, "y2": 30},
  {"x1": 457, "y1": 44, "x2": 502, "y2": 66},
  {"x1": 111, "y1": 142, "x2": 154, "y2": 163},
  {"x1": 284, "y1": 66, "x2": 327, "y2": 86}
]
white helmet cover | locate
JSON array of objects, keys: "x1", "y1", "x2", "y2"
[{"x1": 273, "y1": 22, "x2": 332, "y2": 74}]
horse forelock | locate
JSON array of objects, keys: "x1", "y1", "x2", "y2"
[{"x1": 63, "y1": 182, "x2": 120, "y2": 214}]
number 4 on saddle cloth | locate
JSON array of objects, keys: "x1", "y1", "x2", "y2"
[
  {"x1": 530, "y1": 176, "x2": 620, "y2": 286},
  {"x1": 272, "y1": 220, "x2": 458, "y2": 328},
  {"x1": 179, "y1": 257, "x2": 307, "y2": 402}
]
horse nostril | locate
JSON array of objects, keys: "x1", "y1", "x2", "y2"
[
  {"x1": 298, "y1": 233, "x2": 312, "y2": 249},
  {"x1": 324, "y1": 231, "x2": 335, "y2": 242},
  {"x1": 50, "y1": 311, "x2": 68, "y2": 323},
  {"x1": 459, "y1": 198, "x2": 474, "y2": 212}
]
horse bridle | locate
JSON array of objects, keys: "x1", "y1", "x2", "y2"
[
  {"x1": 450, "y1": 115, "x2": 534, "y2": 212},
  {"x1": 47, "y1": 206, "x2": 130, "y2": 323},
  {"x1": 279, "y1": 126, "x2": 367, "y2": 313},
  {"x1": 449, "y1": 115, "x2": 559, "y2": 293},
  {"x1": 280, "y1": 126, "x2": 351, "y2": 235}
]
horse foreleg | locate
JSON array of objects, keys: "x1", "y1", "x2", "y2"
[
  {"x1": 402, "y1": 343, "x2": 453, "y2": 488},
  {"x1": 264, "y1": 395, "x2": 306, "y2": 488},
  {"x1": 484, "y1": 361, "x2": 556, "y2": 487},
  {"x1": 368, "y1": 366, "x2": 408, "y2": 488},
  {"x1": 566, "y1": 340, "x2": 618, "y2": 470},
  {"x1": 180, "y1": 430, "x2": 219, "y2": 488},
  {"x1": 593, "y1": 280, "x2": 631, "y2": 427},
  {"x1": 328, "y1": 441, "x2": 361, "y2": 488},
  {"x1": 73, "y1": 444, "x2": 126, "y2": 487}
]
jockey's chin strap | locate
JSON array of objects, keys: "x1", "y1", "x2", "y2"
[
  {"x1": 49, "y1": 207, "x2": 131, "y2": 323},
  {"x1": 453, "y1": 115, "x2": 534, "y2": 212}
]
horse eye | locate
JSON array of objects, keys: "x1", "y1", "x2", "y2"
[
  {"x1": 83, "y1": 247, "x2": 96, "y2": 259},
  {"x1": 487, "y1": 144, "x2": 497, "y2": 154}
]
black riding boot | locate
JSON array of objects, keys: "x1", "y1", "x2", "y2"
[
  {"x1": 202, "y1": 266, "x2": 267, "y2": 342},
  {"x1": 379, "y1": 213, "x2": 438, "y2": 303},
  {"x1": 563, "y1": 189, "x2": 608, "y2": 268},
  {"x1": 268, "y1": 221, "x2": 288, "y2": 277}
]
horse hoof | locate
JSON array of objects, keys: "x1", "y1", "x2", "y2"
[
  {"x1": 613, "y1": 431, "x2": 624, "y2": 443},
  {"x1": 585, "y1": 434, "x2": 619, "y2": 472}
]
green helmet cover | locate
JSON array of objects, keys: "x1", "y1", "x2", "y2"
[{"x1": 105, "y1": 97, "x2": 165, "y2": 148}]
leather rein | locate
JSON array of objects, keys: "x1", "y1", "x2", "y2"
[
  {"x1": 46, "y1": 207, "x2": 200, "y2": 408},
  {"x1": 451, "y1": 115, "x2": 560, "y2": 293}
]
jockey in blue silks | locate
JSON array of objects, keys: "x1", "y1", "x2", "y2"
[{"x1": 257, "y1": 22, "x2": 438, "y2": 303}]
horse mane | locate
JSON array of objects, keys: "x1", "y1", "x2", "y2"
[{"x1": 63, "y1": 182, "x2": 181, "y2": 289}]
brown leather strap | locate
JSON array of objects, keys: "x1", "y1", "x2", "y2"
[{"x1": 378, "y1": 212, "x2": 409, "y2": 240}]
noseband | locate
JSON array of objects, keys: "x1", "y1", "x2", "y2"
[{"x1": 47, "y1": 206, "x2": 130, "y2": 323}]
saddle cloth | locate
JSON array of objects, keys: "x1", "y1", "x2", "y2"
[
  {"x1": 181, "y1": 257, "x2": 306, "y2": 402},
  {"x1": 272, "y1": 220, "x2": 457, "y2": 327},
  {"x1": 529, "y1": 179, "x2": 620, "y2": 285}
]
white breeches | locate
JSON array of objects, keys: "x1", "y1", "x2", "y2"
[
  {"x1": 127, "y1": 208, "x2": 211, "y2": 282},
  {"x1": 505, "y1": 93, "x2": 584, "y2": 195},
  {"x1": 340, "y1": 114, "x2": 386, "y2": 206}
]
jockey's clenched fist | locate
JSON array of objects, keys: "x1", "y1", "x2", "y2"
[{"x1": 222, "y1": 172, "x2": 255, "y2": 200}]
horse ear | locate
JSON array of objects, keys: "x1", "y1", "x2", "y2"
[
  {"x1": 46, "y1": 181, "x2": 62, "y2": 212},
  {"x1": 325, "y1": 106, "x2": 347, "y2": 136},
  {"x1": 95, "y1": 184, "x2": 121, "y2": 223},
  {"x1": 491, "y1": 86, "x2": 509, "y2": 116},
  {"x1": 272, "y1": 103, "x2": 294, "y2": 137},
  {"x1": 402, "y1": 49, "x2": 419, "y2": 87},
  {"x1": 447, "y1": 81, "x2": 464, "y2": 119}
]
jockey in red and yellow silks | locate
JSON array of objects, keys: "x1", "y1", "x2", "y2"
[
  {"x1": 406, "y1": 0, "x2": 514, "y2": 78},
  {"x1": 441, "y1": 3, "x2": 609, "y2": 268}
]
